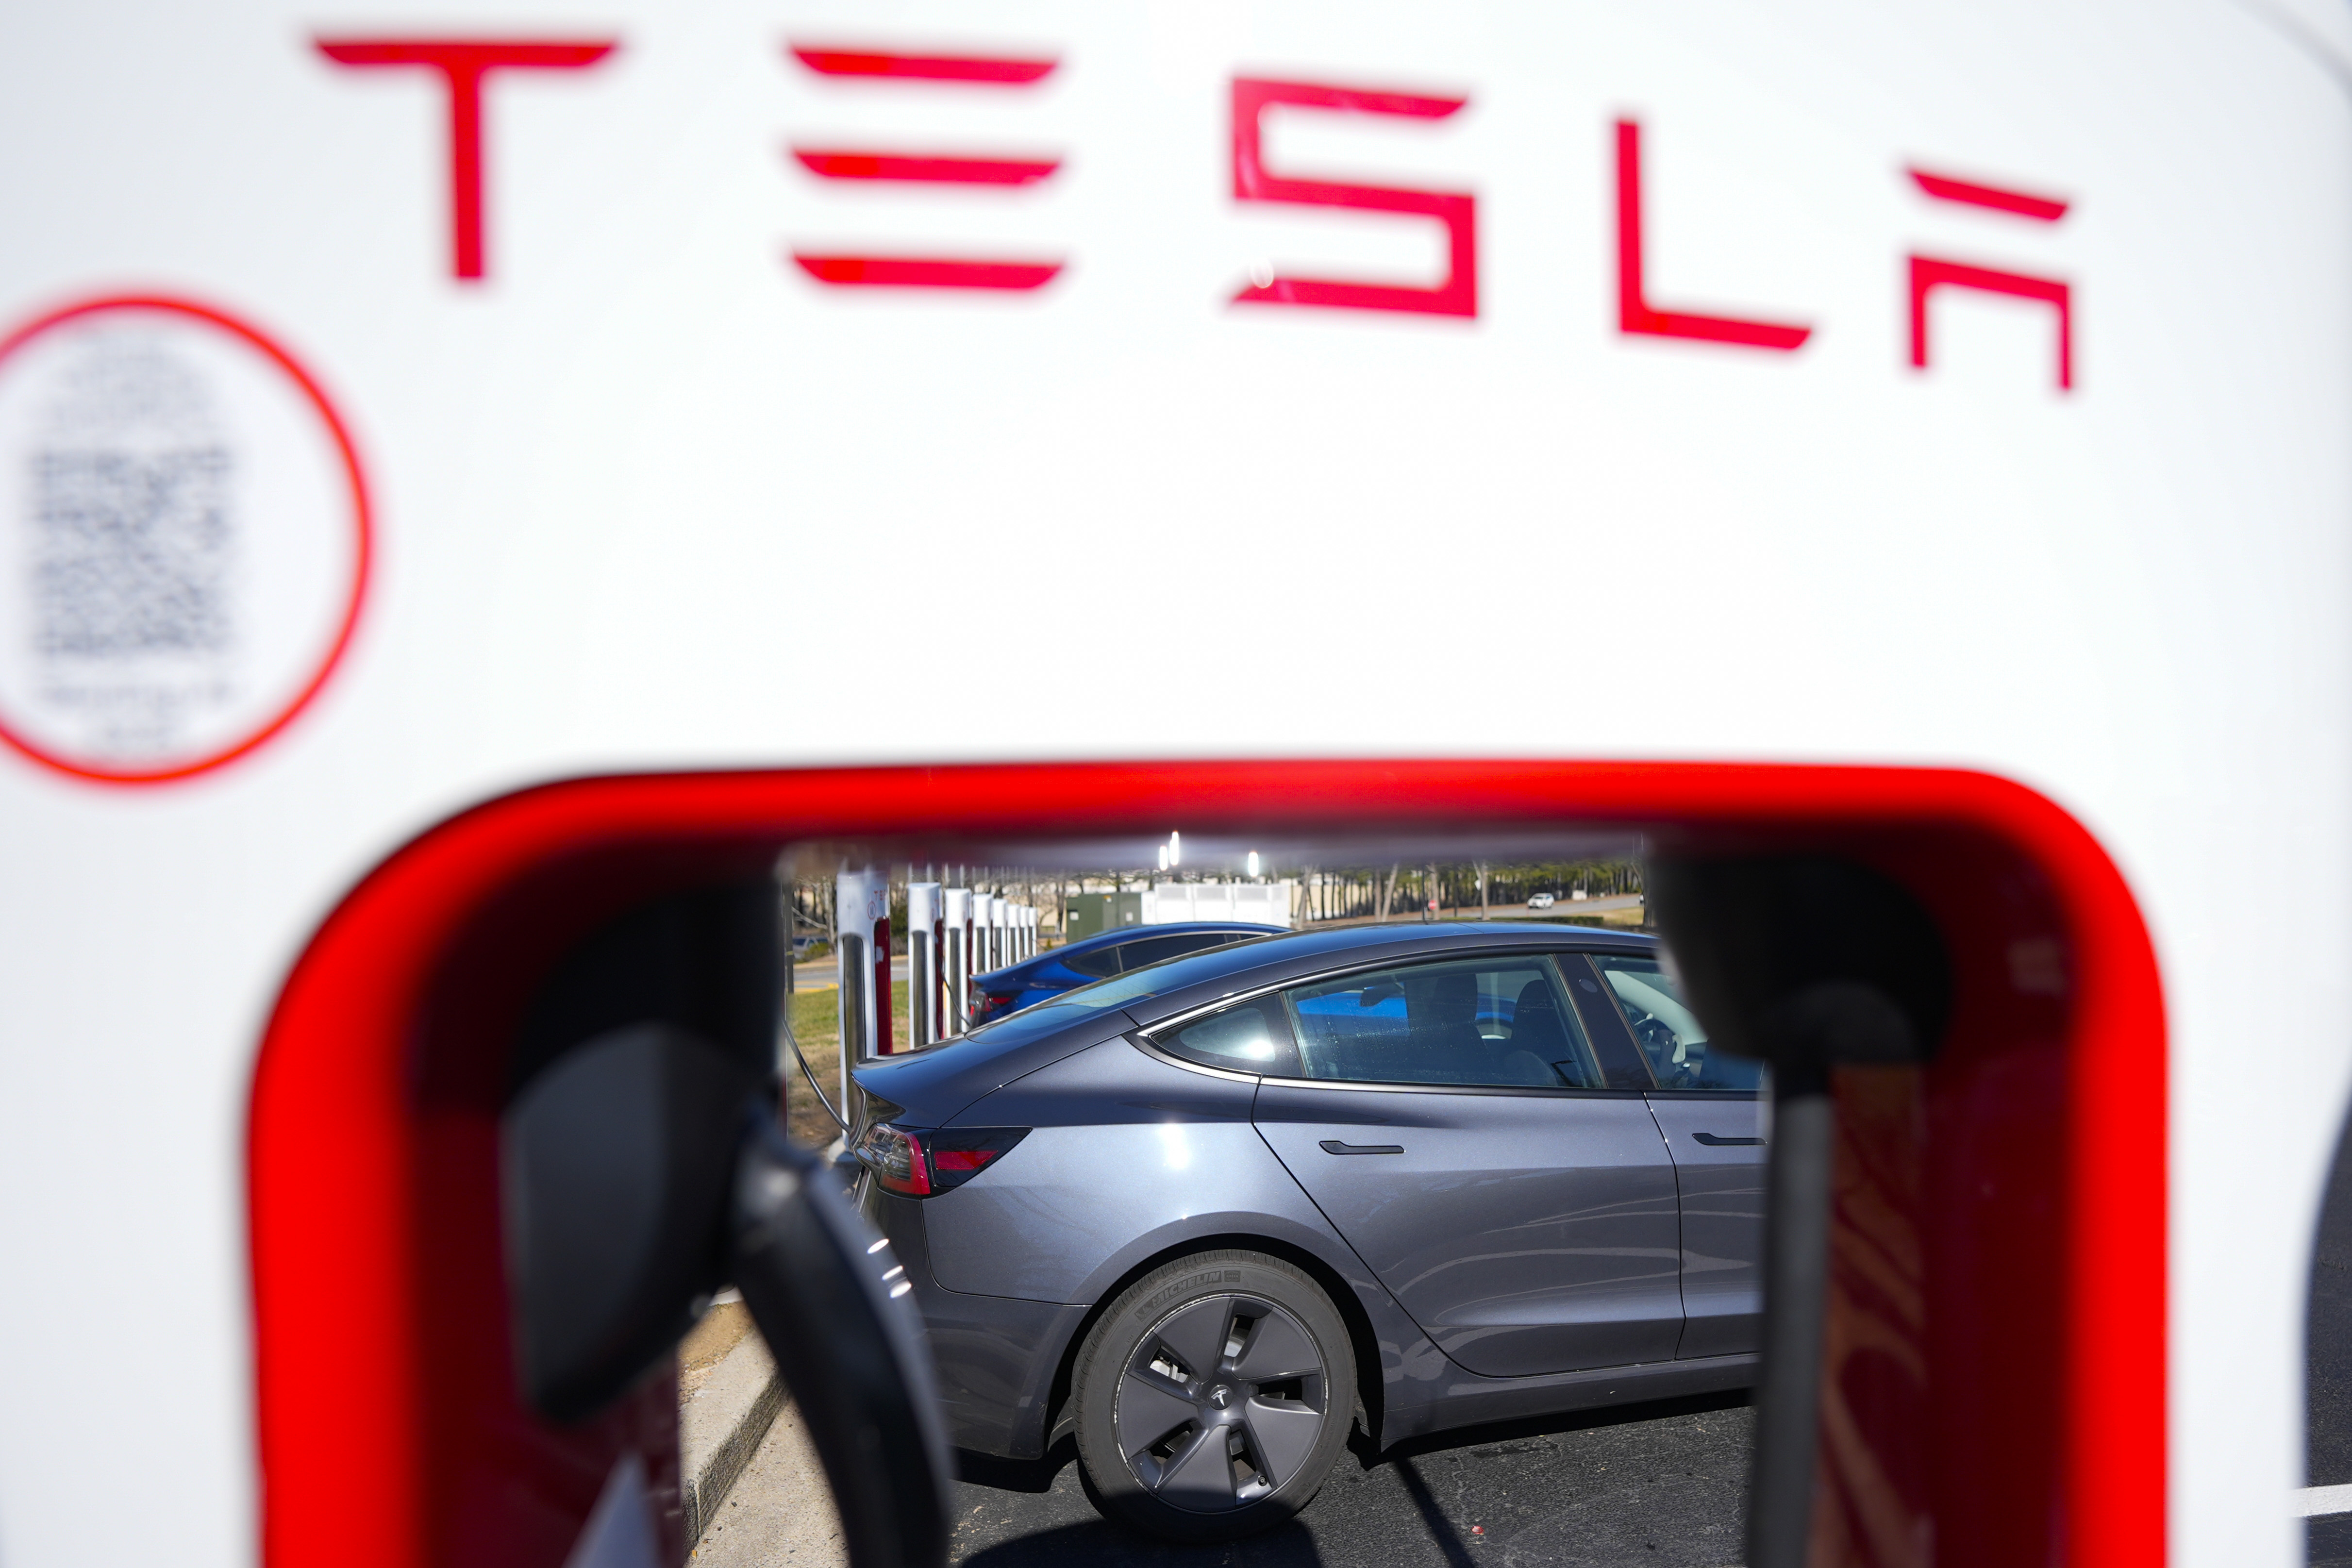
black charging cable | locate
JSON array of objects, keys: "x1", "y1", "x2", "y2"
[
  {"x1": 1746, "y1": 1063, "x2": 1833, "y2": 1568},
  {"x1": 1648, "y1": 855, "x2": 1951, "y2": 1568}
]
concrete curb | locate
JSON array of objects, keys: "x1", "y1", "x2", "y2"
[{"x1": 681, "y1": 1329, "x2": 785, "y2": 1545}]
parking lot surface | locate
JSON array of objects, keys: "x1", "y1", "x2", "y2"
[
  {"x1": 950, "y1": 1392, "x2": 1750, "y2": 1568},
  {"x1": 697, "y1": 1389, "x2": 1750, "y2": 1568}
]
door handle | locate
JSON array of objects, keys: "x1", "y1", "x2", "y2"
[
  {"x1": 1692, "y1": 1132, "x2": 1764, "y2": 1146},
  {"x1": 1319, "y1": 1139, "x2": 1404, "y2": 1155}
]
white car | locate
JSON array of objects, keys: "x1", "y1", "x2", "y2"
[{"x1": 1527, "y1": 891, "x2": 1557, "y2": 909}]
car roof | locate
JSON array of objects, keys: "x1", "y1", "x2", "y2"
[
  {"x1": 1054, "y1": 919, "x2": 1288, "y2": 954},
  {"x1": 860, "y1": 920, "x2": 1659, "y2": 1123},
  {"x1": 1113, "y1": 920, "x2": 1660, "y2": 1029},
  {"x1": 968, "y1": 918, "x2": 1292, "y2": 985}
]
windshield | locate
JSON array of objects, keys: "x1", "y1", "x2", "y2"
[{"x1": 962, "y1": 940, "x2": 1269, "y2": 1043}]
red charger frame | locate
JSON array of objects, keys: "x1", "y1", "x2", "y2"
[{"x1": 247, "y1": 760, "x2": 2164, "y2": 1568}]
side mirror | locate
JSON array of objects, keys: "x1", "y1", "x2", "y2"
[{"x1": 503, "y1": 1021, "x2": 951, "y2": 1568}]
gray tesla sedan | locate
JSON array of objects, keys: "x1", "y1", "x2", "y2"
[{"x1": 849, "y1": 921, "x2": 1764, "y2": 1542}]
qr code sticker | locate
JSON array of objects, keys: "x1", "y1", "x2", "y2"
[
  {"x1": 0, "y1": 300, "x2": 361, "y2": 778},
  {"x1": 15, "y1": 332, "x2": 241, "y2": 756},
  {"x1": 34, "y1": 443, "x2": 233, "y2": 659}
]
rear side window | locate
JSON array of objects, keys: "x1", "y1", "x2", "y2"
[
  {"x1": 1590, "y1": 952, "x2": 1763, "y2": 1090},
  {"x1": 1150, "y1": 995, "x2": 1300, "y2": 1075},
  {"x1": 982, "y1": 940, "x2": 1284, "y2": 1043},
  {"x1": 1116, "y1": 931, "x2": 1243, "y2": 970},
  {"x1": 1280, "y1": 957, "x2": 1604, "y2": 1089},
  {"x1": 1063, "y1": 945, "x2": 1121, "y2": 978}
]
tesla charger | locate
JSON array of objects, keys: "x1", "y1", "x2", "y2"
[
  {"x1": 7, "y1": 6, "x2": 2348, "y2": 1568},
  {"x1": 906, "y1": 881, "x2": 941, "y2": 1048}
]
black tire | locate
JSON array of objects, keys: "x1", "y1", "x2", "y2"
[{"x1": 1072, "y1": 1249, "x2": 1356, "y2": 1543}]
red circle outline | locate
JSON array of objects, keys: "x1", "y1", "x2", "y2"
[{"x1": 0, "y1": 294, "x2": 372, "y2": 785}]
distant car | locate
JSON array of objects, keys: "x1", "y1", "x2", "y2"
[
  {"x1": 851, "y1": 923, "x2": 1763, "y2": 1542},
  {"x1": 1527, "y1": 891, "x2": 1556, "y2": 909},
  {"x1": 965, "y1": 920, "x2": 1287, "y2": 1028}
]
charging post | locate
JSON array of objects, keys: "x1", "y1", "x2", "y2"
[
  {"x1": 906, "y1": 882, "x2": 941, "y2": 1048},
  {"x1": 944, "y1": 887, "x2": 971, "y2": 1033},
  {"x1": 835, "y1": 868, "x2": 890, "y2": 1070}
]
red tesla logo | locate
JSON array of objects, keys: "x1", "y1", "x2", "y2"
[
  {"x1": 787, "y1": 45, "x2": 1068, "y2": 291},
  {"x1": 309, "y1": 33, "x2": 2078, "y2": 390},
  {"x1": 314, "y1": 37, "x2": 618, "y2": 281}
]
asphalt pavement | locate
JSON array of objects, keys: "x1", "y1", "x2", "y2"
[
  {"x1": 947, "y1": 1393, "x2": 1750, "y2": 1568},
  {"x1": 695, "y1": 1386, "x2": 1750, "y2": 1568}
]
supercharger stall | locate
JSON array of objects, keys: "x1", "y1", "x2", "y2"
[
  {"x1": 944, "y1": 885, "x2": 973, "y2": 1026},
  {"x1": 906, "y1": 881, "x2": 943, "y2": 1048},
  {"x1": 834, "y1": 867, "x2": 890, "y2": 1068},
  {"x1": 2, "y1": 4, "x2": 2350, "y2": 1568}
]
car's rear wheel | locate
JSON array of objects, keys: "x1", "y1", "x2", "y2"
[{"x1": 1072, "y1": 1249, "x2": 1355, "y2": 1542}]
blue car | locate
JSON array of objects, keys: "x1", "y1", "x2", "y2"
[
  {"x1": 851, "y1": 922, "x2": 1764, "y2": 1542},
  {"x1": 965, "y1": 919, "x2": 1286, "y2": 1028}
]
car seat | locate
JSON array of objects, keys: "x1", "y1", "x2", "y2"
[
  {"x1": 1401, "y1": 970, "x2": 1487, "y2": 1080},
  {"x1": 1500, "y1": 978, "x2": 1579, "y2": 1085}
]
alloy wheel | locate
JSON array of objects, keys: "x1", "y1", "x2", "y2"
[{"x1": 1111, "y1": 1292, "x2": 1330, "y2": 1513}]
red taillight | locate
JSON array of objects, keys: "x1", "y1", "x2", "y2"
[
  {"x1": 855, "y1": 1123, "x2": 932, "y2": 1197},
  {"x1": 928, "y1": 1127, "x2": 1028, "y2": 1189},
  {"x1": 855, "y1": 1123, "x2": 1030, "y2": 1198}
]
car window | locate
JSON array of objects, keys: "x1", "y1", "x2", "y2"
[
  {"x1": 1280, "y1": 957, "x2": 1604, "y2": 1089},
  {"x1": 1589, "y1": 952, "x2": 1763, "y2": 1090},
  {"x1": 967, "y1": 941, "x2": 1267, "y2": 1040},
  {"x1": 1149, "y1": 996, "x2": 1300, "y2": 1075},
  {"x1": 1116, "y1": 931, "x2": 1242, "y2": 970},
  {"x1": 1063, "y1": 945, "x2": 1121, "y2": 978}
]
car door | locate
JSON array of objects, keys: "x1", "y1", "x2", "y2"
[
  {"x1": 1245, "y1": 952, "x2": 1684, "y2": 1378},
  {"x1": 1575, "y1": 950, "x2": 1768, "y2": 1359}
]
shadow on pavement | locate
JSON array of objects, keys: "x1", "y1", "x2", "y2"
[
  {"x1": 950, "y1": 1386, "x2": 1754, "y2": 1568},
  {"x1": 956, "y1": 1438, "x2": 1079, "y2": 1495},
  {"x1": 1369, "y1": 1386, "x2": 1752, "y2": 1468},
  {"x1": 1391, "y1": 1458, "x2": 1478, "y2": 1568},
  {"x1": 958, "y1": 1518, "x2": 1325, "y2": 1568}
]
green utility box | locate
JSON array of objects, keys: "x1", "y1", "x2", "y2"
[{"x1": 1064, "y1": 892, "x2": 1145, "y2": 944}]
